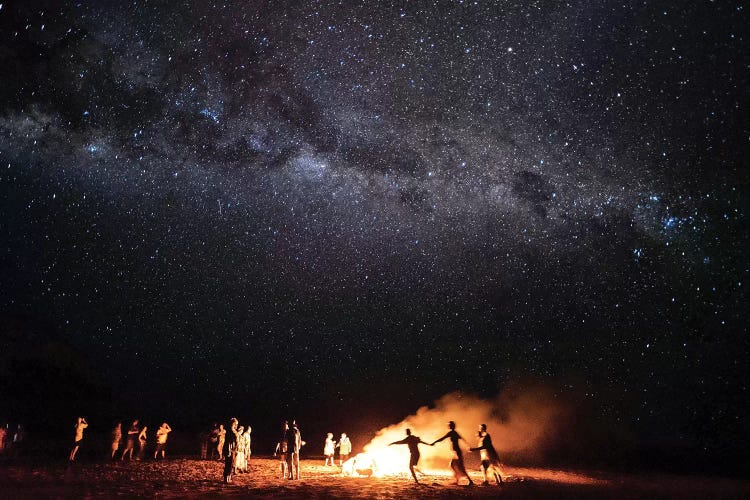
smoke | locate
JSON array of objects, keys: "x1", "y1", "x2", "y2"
[{"x1": 359, "y1": 386, "x2": 571, "y2": 472}]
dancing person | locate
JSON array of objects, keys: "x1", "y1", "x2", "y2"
[
  {"x1": 431, "y1": 420, "x2": 475, "y2": 486},
  {"x1": 469, "y1": 424, "x2": 503, "y2": 486},
  {"x1": 110, "y1": 422, "x2": 122, "y2": 459},
  {"x1": 222, "y1": 418, "x2": 239, "y2": 484},
  {"x1": 121, "y1": 420, "x2": 140, "y2": 461},
  {"x1": 68, "y1": 417, "x2": 88, "y2": 461},
  {"x1": 337, "y1": 432, "x2": 352, "y2": 466},
  {"x1": 136, "y1": 425, "x2": 148, "y2": 460},
  {"x1": 324, "y1": 432, "x2": 336, "y2": 466},
  {"x1": 273, "y1": 421, "x2": 289, "y2": 479},
  {"x1": 388, "y1": 428, "x2": 431, "y2": 484},
  {"x1": 154, "y1": 422, "x2": 172, "y2": 460}
]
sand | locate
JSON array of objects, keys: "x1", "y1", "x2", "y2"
[{"x1": 1, "y1": 457, "x2": 749, "y2": 499}]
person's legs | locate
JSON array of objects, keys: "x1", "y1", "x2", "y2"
[{"x1": 69, "y1": 443, "x2": 79, "y2": 461}]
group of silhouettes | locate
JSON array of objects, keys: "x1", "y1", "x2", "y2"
[
  {"x1": 389, "y1": 421, "x2": 504, "y2": 486},
  {"x1": 68, "y1": 417, "x2": 172, "y2": 462},
  {"x1": 67, "y1": 415, "x2": 503, "y2": 486}
]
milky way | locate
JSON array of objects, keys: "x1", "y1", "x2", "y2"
[{"x1": 0, "y1": 1, "x2": 747, "y2": 457}]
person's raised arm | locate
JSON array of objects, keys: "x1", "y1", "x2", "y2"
[
  {"x1": 430, "y1": 432, "x2": 449, "y2": 446},
  {"x1": 389, "y1": 438, "x2": 407, "y2": 446}
]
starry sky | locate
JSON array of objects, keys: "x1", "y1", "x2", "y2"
[{"x1": 0, "y1": 1, "x2": 748, "y2": 463}]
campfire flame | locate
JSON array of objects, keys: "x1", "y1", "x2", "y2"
[{"x1": 343, "y1": 389, "x2": 567, "y2": 477}]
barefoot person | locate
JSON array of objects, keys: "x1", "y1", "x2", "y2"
[
  {"x1": 216, "y1": 424, "x2": 226, "y2": 461},
  {"x1": 469, "y1": 424, "x2": 503, "y2": 485},
  {"x1": 154, "y1": 422, "x2": 172, "y2": 460},
  {"x1": 68, "y1": 417, "x2": 88, "y2": 461},
  {"x1": 388, "y1": 428, "x2": 431, "y2": 484},
  {"x1": 431, "y1": 420, "x2": 475, "y2": 485}
]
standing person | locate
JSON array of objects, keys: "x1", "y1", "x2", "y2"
[
  {"x1": 199, "y1": 428, "x2": 210, "y2": 459},
  {"x1": 208, "y1": 423, "x2": 219, "y2": 459},
  {"x1": 68, "y1": 417, "x2": 88, "y2": 461},
  {"x1": 0, "y1": 425, "x2": 5, "y2": 455},
  {"x1": 324, "y1": 433, "x2": 336, "y2": 466},
  {"x1": 337, "y1": 432, "x2": 352, "y2": 466},
  {"x1": 242, "y1": 426, "x2": 252, "y2": 470},
  {"x1": 154, "y1": 422, "x2": 172, "y2": 460},
  {"x1": 110, "y1": 422, "x2": 122, "y2": 459},
  {"x1": 469, "y1": 424, "x2": 503, "y2": 486},
  {"x1": 234, "y1": 425, "x2": 246, "y2": 473},
  {"x1": 121, "y1": 420, "x2": 140, "y2": 461},
  {"x1": 222, "y1": 418, "x2": 239, "y2": 484},
  {"x1": 136, "y1": 425, "x2": 148, "y2": 460},
  {"x1": 431, "y1": 421, "x2": 475, "y2": 486},
  {"x1": 388, "y1": 428, "x2": 431, "y2": 484},
  {"x1": 216, "y1": 424, "x2": 226, "y2": 461},
  {"x1": 286, "y1": 421, "x2": 304, "y2": 479},
  {"x1": 273, "y1": 421, "x2": 289, "y2": 479}
]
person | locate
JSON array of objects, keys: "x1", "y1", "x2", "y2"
[
  {"x1": 222, "y1": 418, "x2": 239, "y2": 484},
  {"x1": 110, "y1": 422, "x2": 122, "y2": 459},
  {"x1": 216, "y1": 424, "x2": 226, "y2": 461},
  {"x1": 324, "y1": 432, "x2": 336, "y2": 466},
  {"x1": 286, "y1": 421, "x2": 305, "y2": 479},
  {"x1": 137, "y1": 425, "x2": 148, "y2": 460},
  {"x1": 273, "y1": 421, "x2": 289, "y2": 479},
  {"x1": 431, "y1": 421, "x2": 474, "y2": 486},
  {"x1": 242, "y1": 426, "x2": 252, "y2": 468},
  {"x1": 234, "y1": 425, "x2": 246, "y2": 473},
  {"x1": 388, "y1": 428, "x2": 431, "y2": 483},
  {"x1": 337, "y1": 432, "x2": 352, "y2": 466},
  {"x1": 68, "y1": 417, "x2": 88, "y2": 461},
  {"x1": 0, "y1": 425, "x2": 5, "y2": 455},
  {"x1": 469, "y1": 424, "x2": 503, "y2": 486},
  {"x1": 154, "y1": 422, "x2": 172, "y2": 460},
  {"x1": 121, "y1": 420, "x2": 140, "y2": 461},
  {"x1": 199, "y1": 428, "x2": 210, "y2": 460},
  {"x1": 208, "y1": 423, "x2": 220, "y2": 459}
]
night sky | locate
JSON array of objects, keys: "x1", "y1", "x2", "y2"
[{"x1": 1, "y1": 1, "x2": 748, "y2": 465}]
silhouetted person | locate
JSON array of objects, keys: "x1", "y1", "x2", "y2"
[
  {"x1": 199, "y1": 428, "x2": 210, "y2": 459},
  {"x1": 121, "y1": 420, "x2": 140, "y2": 461},
  {"x1": 324, "y1": 432, "x2": 336, "y2": 466},
  {"x1": 470, "y1": 424, "x2": 503, "y2": 486},
  {"x1": 222, "y1": 418, "x2": 239, "y2": 484},
  {"x1": 285, "y1": 421, "x2": 304, "y2": 479},
  {"x1": 136, "y1": 425, "x2": 148, "y2": 460},
  {"x1": 430, "y1": 420, "x2": 474, "y2": 485},
  {"x1": 208, "y1": 423, "x2": 219, "y2": 459},
  {"x1": 110, "y1": 422, "x2": 122, "y2": 459},
  {"x1": 273, "y1": 421, "x2": 289, "y2": 479},
  {"x1": 68, "y1": 417, "x2": 88, "y2": 461},
  {"x1": 389, "y1": 428, "x2": 431, "y2": 483},
  {"x1": 337, "y1": 432, "x2": 352, "y2": 466},
  {"x1": 154, "y1": 422, "x2": 171, "y2": 460}
]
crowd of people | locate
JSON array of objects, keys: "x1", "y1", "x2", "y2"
[{"x1": 63, "y1": 415, "x2": 504, "y2": 486}]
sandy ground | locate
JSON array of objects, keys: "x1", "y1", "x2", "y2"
[{"x1": 1, "y1": 457, "x2": 749, "y2": 499}]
